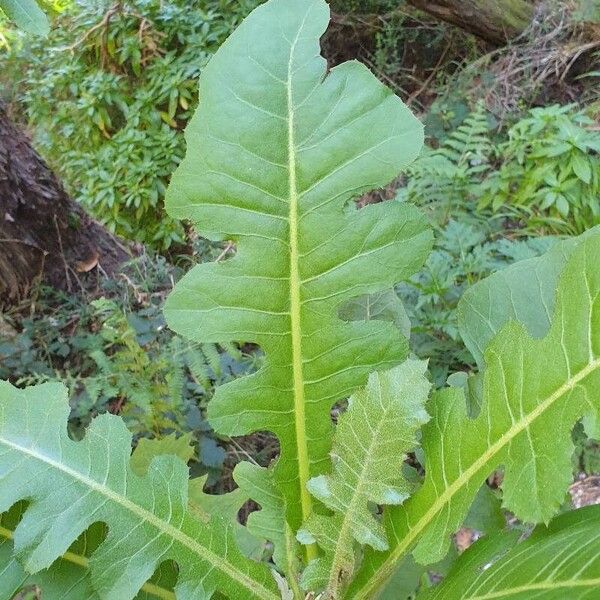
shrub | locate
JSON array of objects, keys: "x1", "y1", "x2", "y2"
[
  {"x1": 2, "y1": 0, "x2": 260, "y2": 249},
  {"x1": 402, "y1": 102, "x2": 600, "y2": 234}
]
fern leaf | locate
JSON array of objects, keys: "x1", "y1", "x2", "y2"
[
  {"x1": 301, "y1": 360, "x2": 430, "y2": 596},
  {"x1": 185, "y1": 348, "x2": 211, "y2": 390},
  {"x1": 201, "y1": 344, "x2": 222, "y2": 378},
  {"x1": 220, "y1": 341, "x2": 243, "y2": 361},
  {"x1": 349, "y1": 232, "x2": 600, "y2": 599},
  {"x1": 0, "y1": 382, "x2": 279, "y2": 600},
  {"x1": 164, "y1": 0, "x2": 432, "y2": 539}
]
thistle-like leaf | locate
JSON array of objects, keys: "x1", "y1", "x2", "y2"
[
  {"x1": 164, "y1": 0, "x2": 432, "y2": 536},
  {"x1": 300, "y1": 360, "x2": 431, "y2": 596},
  {"x1": 0, "y1": 523, "x2": 178, "y2": 600},
  {"x1": 0, "y1": 533, "x2": 99, "y2": 600},
  {"x1": 348, "y1": 232, "x2": 600, "y2": 599},
  {"x1": 0, "y1": 381, "x2": 279, "y2": 600},
  {"x1": 424, "y1": 506, "x2": 600, "y2": 599}
]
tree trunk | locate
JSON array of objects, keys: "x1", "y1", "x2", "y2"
[
  {"x1": 0, "y1": 105, "x2": 130, "y2": 303},
  {"x1": 406, "y1": 0, "x2": 534, "y2": 46}
]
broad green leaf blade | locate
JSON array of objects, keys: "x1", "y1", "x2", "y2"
[
  {"x1": 0, "y1": 381, "x2": 279, "y2": 600},
  {"x1": 458, "y1": 227, "x2": 600, "y2": 369},
  {"x1": 131, "y1": 435, "x2": 264, "y2": 560},
  {"x1": 339, "y1": 290, "x2": 411, "y2": 339},
  {"x1": 0, "y1": 0, "x2": 49, "y2": 35},
  {"x1": 300, "y1": 360, "x2": 430, "y2": 596},
  {"x1": 0, "y1": 515, "x2": 176, "y2": 599},
  {"x1": 164, "y1": 0, "x2": 431, "y2": 537},
  {"x1": 188, "y1": 474, "x2": 265, "y2": 561},
  {"x1": 424, "y1": 506, "x2": 600, "y2": 599},
  {"x1": 234, "y1": 462, "x2": 302, "y2": 595},
  {"x1": 0, "y1": 534, "x2": 99, "y2": 600},
  {"x1": 348, "y1": 232, "x2": 600, "y2": 599}
]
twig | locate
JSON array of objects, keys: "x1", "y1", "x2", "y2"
[
  {"x1": 215, "y1": 242, "x2": 234, "y2": 262},
  {"x1": 407, "y1": 40, "x2": 452, "y2": 106},
  {"x1": 66, "y1": 3, "x2": 121, "y2": 52}
]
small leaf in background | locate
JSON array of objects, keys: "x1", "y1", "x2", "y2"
[
  {"x1": 0, "y1": 0, "x2": 49, "y2": 35},
  {"x1": 339, "y1": 290, "x2": 411, "y2": 339},
  {"x1": 572, "y1": 152, "x2": 592, "y2": 184},
  {"x1": 130, "y1": 432, "x2": 195, "y2": 476}
]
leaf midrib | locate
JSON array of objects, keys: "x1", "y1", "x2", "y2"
[
  {"x1": 0, "y1": 437, "x2": 278, "y2": 600},
  {"x1": 0, "y1": 525, "x2": 175, "y2": 600},
  {"x1": 327, "y1": 389, "x2": 390, "y2": 598},
  {"x1": 351, "y1": 356, "x2": 600, "y2": 600},
  {"x1": 286, "y1": 4, "x2": 315, "y2": 561}
]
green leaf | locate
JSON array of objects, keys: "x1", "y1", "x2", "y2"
[
  {"x1": 0, "y1": 0, "x2": 49, "y2": 35},
  {"x1": 339, "y1": 290, "x2": 411, "y2": 339},
  {"x1": 378, "y1": 555, "x2": 428, "y2": 600},
  {"x1": 164, "y1": 0, "x2": 431, "y2": 541},
  {"x1": 187, "y1": 474, "x2": 265, "y2": 562},
  {"x1": 423, "y1": 506, "x2": 600, "y2": 599},
  {"x1": 463, "y1": 485, "x2": 504, "y2": 535},
  {"x1": 233, "y1": 462, "x2": 302, "y2": 595},
  {"x1": 458, "y1": 228, "x2": 600, "y2": 369},
  {"x1": 0, "y1": 532, "x2": 100, "y2": 600},
  {"x1": 0, "y1": 381, "x2": 279, "y2": 600},
  {"x1": 300, "y1": 360, "x2": 431, "y2": 596},
  {"x1": 348, "y1": 232, "x2": 600, "y2": 599},
  {"x1": 572, "y1": 152, "x2": 592, "y2": 184},
  {"x1": 0, "y1": 510, "x2": 177, "y2": 599},
  {"x1": 131, "y1": 433, "x2": 195, "y2": 476},
  {"x1": 556, "y1": 194, "x2": 570, "y2": 217}
]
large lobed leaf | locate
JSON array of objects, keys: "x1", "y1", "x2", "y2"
[
  {"x1": 234, "y1": 461, "x2": 302, "y2": 596},
  {"x1": 0, "y1": 381, "x2": 279, "y2": 600},
  {"x1": 163, "y1": 0, "x2": 432, "y2": 536},
  {"x1": 0, "y1": 531, "x2": 99, "y2": 600},
  {"x1": 0, "y1": 0, "x2": 49, "y2": 36},
  {"x1": 425, "y1": 505, "x2": 600, "y2": 599},
  {"x1": 458, "y1": 227, "x2": 600, "y2": 369},
  {"x1": 300, "y1": 360, "x2": 431, "y2": 596},
  {"x1": 348, "y1": 232, "x2": 600, "y2": 599}
]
